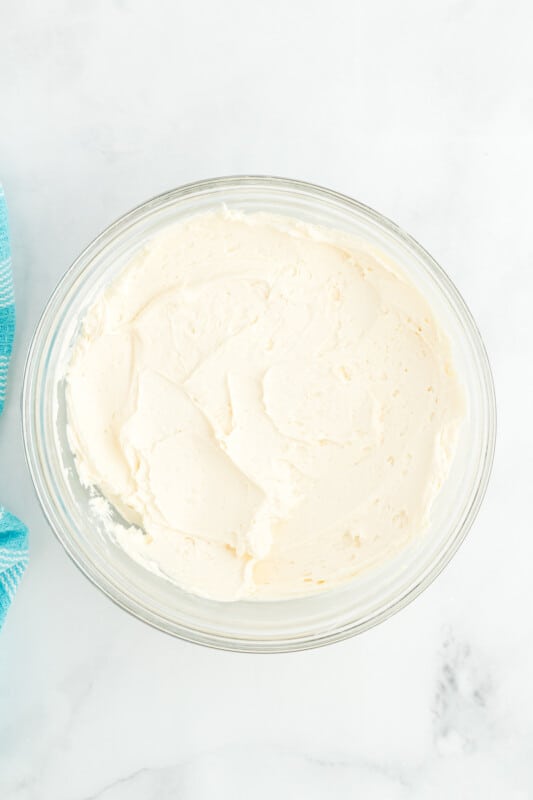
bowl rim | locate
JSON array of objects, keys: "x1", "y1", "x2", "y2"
[{"x1": 21, "y1": 174, "x2": 497, "y2": 652}]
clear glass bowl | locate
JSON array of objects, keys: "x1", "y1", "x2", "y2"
[{"x1": 22, "y1": 176, "x2": 496, "y2": 652}]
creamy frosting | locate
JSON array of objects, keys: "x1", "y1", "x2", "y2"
[{"x1": 66, "y1": 209, "x2": 464, "y2": 600}]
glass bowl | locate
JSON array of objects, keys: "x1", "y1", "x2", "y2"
[{"x1": 22, "y1": 176, "x2": 496, "y2": 652}]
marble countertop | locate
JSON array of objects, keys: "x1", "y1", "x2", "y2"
[{"x1": 1, "y1": 1, "x2": 532, "y2": 797}]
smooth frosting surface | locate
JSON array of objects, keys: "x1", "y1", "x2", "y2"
[{"x1": 66, "y1": 210, "x2": 464, "y2": 600}]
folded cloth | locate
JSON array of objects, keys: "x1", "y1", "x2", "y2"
[{"x1": 0, "y1": 185, "x2": 28, "y2": 627}]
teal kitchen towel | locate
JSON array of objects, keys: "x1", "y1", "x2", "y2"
[{"x1": 0, "y1": 185, "x2": 28, "y2": 627}]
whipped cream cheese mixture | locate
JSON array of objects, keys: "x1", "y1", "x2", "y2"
[{"x1": 66, "y1": 210, "x2": 464, "y2": 600}]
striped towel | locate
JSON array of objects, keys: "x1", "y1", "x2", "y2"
[{"x1": 0, "y1": 185, "x2": 28, "y2": 627}]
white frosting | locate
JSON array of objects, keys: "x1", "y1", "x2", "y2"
[{"x1": 66, "y1": 209, "x2": 464, "y2": 600}]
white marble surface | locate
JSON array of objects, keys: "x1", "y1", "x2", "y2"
[{"x1": 1, "y1": 1, "x2": 532, "y2": 797}]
